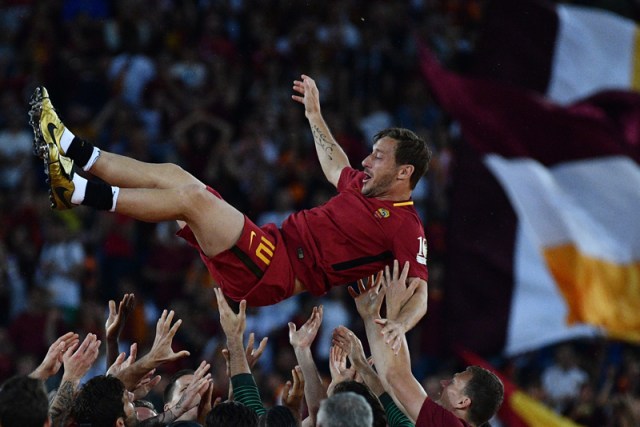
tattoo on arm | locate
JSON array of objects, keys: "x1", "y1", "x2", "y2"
[
  {"x1": 312, "y1": 125, "x2": 334, "y2": 160},
  {"x1": 50, "y1": 380, "x2": 76, "y2": 427}
]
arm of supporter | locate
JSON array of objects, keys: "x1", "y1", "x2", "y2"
[
  {"x1": 29, "y1": 332, "x2": 79, "y2": 381},
  {"x1": 214, "y1": 288, "x2": 267, "y2": 416},
  {"x1": 105, "y1": 293, "x2": 136, "y2": 370},
  {"x1": 327, "y1": 345, "x2": 357, "y2": 396},
  {"x1": 288, "y1": 305, "x2": 327, "y2": 423},
  {"x1": 115, "y1": 309, "x2": 190, "y2": 390},
  {"x1": 140, "y1": 371, "x2": 211, "y2": 427},
  {"x1": 379, "y1": 392, "x2": 416, "y2": 427},
  {"x1": 292, "y1": 74, "x2": 350, "y2": 187},
  {"x1": 50, "y1": 333, "x2": 101, "y2": 427},
  {"x1": 353, "y1": 267, "x2": 427, "y2": 422},
  {"x1": 378, "y1": 260, "x2": 427, "y2": 353}
]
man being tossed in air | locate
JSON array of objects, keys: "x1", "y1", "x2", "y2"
[{"x1": 29, "y1": 74, "x2": 431, "y2": 336}]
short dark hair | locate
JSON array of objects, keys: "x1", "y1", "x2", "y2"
[
  {"x1": 163, "y1": 369, "x2": 194, "y2": 404},
  {"x1": 464, "y1": 366, "x2": 504, "y2": 426},
  {"x1": 206, "y1": 401, "x2": 258, "y2": 427},
  {"x1": 258, "y1": 405, "x2": 297, "y2": 426},
  {"x1": 373, "y1": 127, "x2": 432, "y2": 189},
  {"x1": 73, "y1": 375, "x2": 127, "y2": 427},
  {"x1": 333, "y1": 380, "x2": 386, "y2": 427},
  {"x1": 0, "y1": 376, "x2": 49, "y2": 427}
]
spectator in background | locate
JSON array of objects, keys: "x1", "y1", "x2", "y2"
[{"x1": 542, "y1": 343, "x2": 589, "y2": 413}]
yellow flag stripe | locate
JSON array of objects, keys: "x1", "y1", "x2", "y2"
[
  {"x1": 511, "y1": 390, "x2": 584, "y2": 427},
  {"x1": 542, "y1": 244, "x2": 640, "y2": 342},
  {"x1": 392, "y1": 201, "x2": 414, "y2": 207},
  {"x1": 633, "y1": 27, "x2": 640, "y2": 90}
]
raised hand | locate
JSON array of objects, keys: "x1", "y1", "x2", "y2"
[
  {"x1": 105, "y1": 293, "x2": 135, "y2": 341},
  {"x1": 30, "y1": 332, "x2": 79, "y2": 380},
  {"x1": 292, "y1": 75, "x2": 321, "y2": 118},
  {"x1": 382, "y1": 260, "x2": 419, "y2": 320},
  {"x1": 282, "y1": 366, "x2": 305, "y2": 419},
  {"x1": 62, "y1": 333, "x2": 101, "y2": 382},
  {"x1": 328, "y1": 345, "x2": 356, "y2": 385},
  {"x1": 214, "y1": 288, "x2": 246, "y2": 340},
  {"x1": 288, "y1": 305, "x2": 323, "y2": 350},
  {"x1": 332, "y1": 326, "x2": 368, "y2": 371},
  {"x1": 147, "y1": 309, "x2": 190, "y2": 364},
  {"x1": 245, "y1": 332, "x2": 268, "y2": 369},
  {"x1": 107, "y1": 343, "x2": 137, "y2": 378},
  {"x1": 132, "y1": 368, "x2": 162, "y2": 400},
  {"x1": 349, "y1": 271, "x2": 385, "y2": 320}
]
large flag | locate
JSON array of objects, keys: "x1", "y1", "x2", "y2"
[
  {"x1": 471, "y1": 0, "x2": 640, "y2": 104},
  {"x1": 460, "y1": 350, "x2": 583, "y2": 427},
  {"x1": 419, "y1": 46, "x2": 640, "y2": 356}
]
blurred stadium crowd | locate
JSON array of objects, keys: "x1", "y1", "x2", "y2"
[{"x1": 0, "y1": 0, "x2": 638, "y2": 425}]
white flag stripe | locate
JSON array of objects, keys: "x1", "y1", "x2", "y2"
[
  {"x1": 485, "y1": 155, "x2": 640, "y2": 262},
  {"x1": 549, "y1": 5, "x2": 637, "y2": 104}
]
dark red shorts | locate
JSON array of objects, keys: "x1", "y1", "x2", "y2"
[{"x1": 176, "y1": 189, "x2": 295, "y2": 306}]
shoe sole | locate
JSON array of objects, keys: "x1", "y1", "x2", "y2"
[{"x1": 28, "y1": 86, "x2": 49, "y2": 160}]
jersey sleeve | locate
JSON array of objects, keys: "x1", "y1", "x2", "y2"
[
  {"x1": 337, "y1": 167, "x2": 364, "y2": 192},
  {"x1": 392, "y1": 217, "x2": 428, "y2": 281}
]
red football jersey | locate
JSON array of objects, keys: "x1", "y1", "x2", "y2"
[{"x1": 281, "y1": 167, "x2": 428, "y2": 296}]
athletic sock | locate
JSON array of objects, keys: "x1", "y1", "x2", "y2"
[
  {"x1": 61, "y1": 128, "x2": 101, "y2": 171},
  {"x1": 70, "y1": 175, "x2": 88, "y2": 205},
  {"x1": 81, "y1": 180, "x2": 119, "y2": 211}
]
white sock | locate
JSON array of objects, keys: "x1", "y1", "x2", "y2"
[
  {"x1": 70, "y1": 174, "x2": 88, "y2": 205},
  {"x1": 110, "y1": 186, "x2": 120, "y2": 212},
  {"x1": 60, "y1": 128, "x2": 75, "y2": 153},
  {"x1": 83, "y1": 148, "x2": 101, "y2": 172}
]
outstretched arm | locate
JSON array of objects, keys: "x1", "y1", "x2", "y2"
[
  {"x1": 288, "y1": 305, "x2": 326, "y2": 424},
  {"x1": 105, "y1": 293, "x2": 136, "y2": 370},
  {"x1": 352, "y1": 266, "x2": 427, "y2": 422},
  {"x1": 292, "y1": 75, "x2": 350, "y2": 187}
]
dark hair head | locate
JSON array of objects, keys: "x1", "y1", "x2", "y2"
[
  {"x1": 333, "y1": 381, "x2": 386, "y2": 427},
  {"x1": 464, "y1": 366, "x2": 504, "y2": 426},
  {"x1": 206, "y1": 401, "x2": 258, "y2": 427},
  {"x1": 373, "y1": 127, "x2": 432, "y2": 189},
  {"x1": 258, "y1": 405, "x2": 297, "y2": 427},
  {"x1": 163, "y1": 369, "x2": 195, "y2": 404},
  {"x1": 0, "y1": 376, "x2": 49, "y2": 427},
  {"x1": 73, "y1": 375, "x2": 127, "y2": 427}
]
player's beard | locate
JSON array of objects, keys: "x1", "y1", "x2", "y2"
[{"x1": 362, "y1": 170, "x2": 395, "y2": 198}]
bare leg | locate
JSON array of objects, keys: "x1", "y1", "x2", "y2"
[{"x1": 90, "y1": 151, "x2": 201, "y2": 190}]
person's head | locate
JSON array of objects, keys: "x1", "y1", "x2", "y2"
[
  {"x1": 205, "y1": 401, "x2": 258, "y2": 427},
  {"x1": 73, "y1": 375, "x2": 137, "y2": 427},
  {"x1": 332, "y1": 381, "x2": 386, "y2": 427},
  {"x1": 317, "y1": 391, "x2": 373, "y2": 427},
  {"x1": 258, "y1": 405, "x2": 298, "y2": 426},
  {"x1": 437, "y1": 366, "x2": 504, "y2": 427},
  {"x1": 0, "y1": 376, "x2": 49, "y2": 427},
  {"x1": 360, "y1": 127, "x2": 431, "y2": 198},
  {"x1": 134, "y1": 399, "x2": 158, "y2": 421},
  {"x1": 163, "y1": 369, "x2": 196, "y2": 420}
]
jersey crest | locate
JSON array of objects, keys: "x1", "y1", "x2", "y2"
[{"x1": 374, "y1": 208, "x2": 390, "y2": 219}]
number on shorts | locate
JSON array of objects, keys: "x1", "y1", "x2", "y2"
[{"x1": 256, "y1": 236, "x2": 275, "y2": 265}]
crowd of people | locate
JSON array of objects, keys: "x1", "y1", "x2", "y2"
[{"x1": 1, "y1": 0, "x2": 639, "y2": 426}]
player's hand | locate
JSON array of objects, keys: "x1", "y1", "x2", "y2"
[
  {"x1": 332, "y1": 326, "x2": 368, "y2": 371},
  {"x1": 105, "y1": 293, "x2": 135, "y2": 341},
  {"x1": 107, "y1": 343, "x2": 137, "y2": 378},
  {"x1": 62, "y1": 333, "x2": 101, "y2": 382},
  {"x1": 349, "y1": 271, "x2": 385, "y2": 319},
  {"x1": 292, "y1": 75, "x2": 321, "y2": 118},
  {"x1": 289, "y1": 305, "x2": 323, "y2": 350}
]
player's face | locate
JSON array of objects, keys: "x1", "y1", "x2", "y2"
[
  {"x1": 436, "y1": 369, "x2": 472, "y2": 412},
  {"x1": 361, "y1": 137, "x2": 400, "y2": 198}
]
